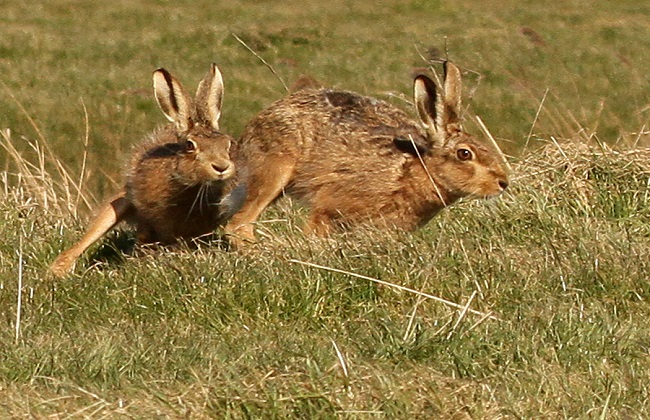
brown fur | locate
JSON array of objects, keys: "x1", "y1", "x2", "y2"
[
  {"x1": 50, "y1": 64, "x2": 245, "y2": 277},
  {"x1": 225, "y1": 62, "x2": 508, "y2": 246}
]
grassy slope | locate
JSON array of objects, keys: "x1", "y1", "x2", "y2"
[
  {"x1": 2, "y1": 1, "x2": 648, "y2": 194},
  {"x1": 1, "y1": 0, "x2": 649, "y2": 417}
]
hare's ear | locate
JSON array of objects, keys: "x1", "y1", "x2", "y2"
[
  {"x1": 440, "y1": 61, "x2": 463, "y2": 132},
  {"x1": 153, "y1": 68, "x2": 193, "y2": 132},
  {"x1": 413, "y1": 74, "x2": 441, "y2": 146},
  {"x1": 194, "y1": 63, "x2": 224, "y2": 131}
]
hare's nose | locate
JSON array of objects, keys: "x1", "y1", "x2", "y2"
[
  {"x1": 212, "y1": 162, "x2": 231, "y2": 173},
  {"x1": 499, "y1": 180, "x2": 509, "y2": 190}
]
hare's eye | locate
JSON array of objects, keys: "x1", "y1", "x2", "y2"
[
  {"x1": 185, "y1": 139, "x2": 197, "y2": 152},
  {"x1": 457, "y1": 148, "x2": 473, "y2": 161}
]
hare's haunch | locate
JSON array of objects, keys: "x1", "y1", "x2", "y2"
[
  {"x1": 50, "y1": 64, "x2": 245, "y2": 277},
  {"x1": 225, "y1": 62, "x2": 508, "y2": 246}
]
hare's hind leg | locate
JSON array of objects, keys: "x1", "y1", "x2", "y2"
[
  {"x1": 303, "y1": 189, "x2": 346, "y2": 236},
  {"x1": 49, "y1": 191, "x2": 134, "y2": 277},
  {"x1": 304, "y1": 211, "x2": 335, "y2": 236},
  {"x1": 225, "y1": 157, "x2": 295, "y2": 249}
]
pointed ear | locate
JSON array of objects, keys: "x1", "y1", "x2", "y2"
[
  {"x1": 413, "y1": 74, "x2": 441, "y2": 145},
  {"x1": 153, "y1": 68, "x2": 193, "y2": 132},
  {"x1": 441, "y1": 61, "x2": 463, "y2": 131},
  {"x1": 194, "y1": 63, "x2": 224, "y2": 131}
]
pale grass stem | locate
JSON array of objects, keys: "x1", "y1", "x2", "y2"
[
  {"x1": 1, "y1": 125, "x2": 92, "y2": 219},
  {"x1": 631, "y1": 124, "x2": 647, "y2": 148},
  {"x1": 0, "y1": 81, "x2": 76, "y2": 202},
  {"x1": 0, "y1": 80, "x2": 49, "y2": 148},
  {"x1": 475, "y1": 115, "x2": 512, "y2": 173},
  {"x1": 231, "y1": 33, "x2": 289, "y2": 93},
  {"x1": 65, "y1": 400, "x2": 108, "y2": 419},
  {"x1": 523, "y1": 88, "x2": 549, "y2": 152},
  {"x1": 1, "y1": 82, "x2": 94, "y2": 218},
  {"x1": 403, "y1": 297, "x2": 426, "y2": 342},
  {"x1": 408, "y1": 133, "x2": 446, "y2": 206},
  {"x1": 464, "y1": 310, "x2": 497, "y2": 338},
  {"x1": 459, "y1": 240, "x2": 483, "y2": 299},
  {"x1": 75, "y1": 99, "x2": 91, "y2": 213},
  {"x1": 330, "y1": 339, "x2": 351, "y2": 392},
  {"x1": 599, "y1": 390, "x2": 612, "y2": 420},
  {"x1": 412, "y1": 42, "x2": 443, "y2": 87},
  {"x1": 290, "y1": 259, "x2": 500, "y2": 321},
  {"x1": 550, "y1": 135, "x2": 569, "y2": 160},
  {"x1": 446, "y1": 290, "x2": 477, "y2": 340},
  {"x1": 15, "y1": 234, "x2": 23, "y2": 345}
]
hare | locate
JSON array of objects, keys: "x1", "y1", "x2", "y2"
[
  {"x1": 225, "y1": 61, "x2": 508, "y2": 247},
  {"x1": 50, "y1": 63, "x2": 246, "y2": 277}
]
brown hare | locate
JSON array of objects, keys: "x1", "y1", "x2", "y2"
[
  {"x1": 50, "y1": 64, "x2": 246, "y2": 277},
  {"x1": 225, "y1": 61, "x2": 508, "y2": 247}
]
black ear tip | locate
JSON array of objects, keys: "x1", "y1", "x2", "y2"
[
  {"x1": 153, "y1": 68, "x2": 175, "y2": 87},
  {"x1": 413, "y1": 74, "x2": 437, "y2": 96},
  {"x1": 443, "y1": 61, "x2": 461, "y2": 79},
  {"x1": 413, "y1": 73, "x2": 431, "y2": 83}
]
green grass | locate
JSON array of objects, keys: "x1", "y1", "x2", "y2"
[
  {"x1": 2, "y1": 141, "x2": 649, "y2": 417},
  {"x1": 1, "y1": 0, "x2": 650, "y2": 417}
]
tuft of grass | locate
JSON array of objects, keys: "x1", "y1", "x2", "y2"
[{"x1": 1, "y1": 131, "x2": 649, "y2": 416}]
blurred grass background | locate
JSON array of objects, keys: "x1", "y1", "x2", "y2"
[
  {"x1": 0, "y1": 0, "x2": 649, "y2": 417},
  {"x1": 2, "y1": 0, "x2": 648, "y2": 201}
]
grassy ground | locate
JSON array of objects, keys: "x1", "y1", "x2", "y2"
[{"x1": 1, "y1": 0, "x2": 649, "y2": 417}]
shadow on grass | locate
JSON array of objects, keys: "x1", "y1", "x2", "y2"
[
  {"x1": 86, "y1": 229, "x2": 137, "y2": 269},
  {"x1": 85, "y1": 229, "x2": 231, "y2": 270}
]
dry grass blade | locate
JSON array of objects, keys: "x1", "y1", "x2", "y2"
[
  {"x1": 330, "y1": 339, "x2": 351, "y2": 392},
  {"x1": 475, "y1": 115, "x2": 512, "y2": 172},
  {"x1": 0, "y1": 83, "x2": 94, "y2": 219},
  {"x1": 231, "y1": 33, "x2": 289, "y2": 93},
  {"x1": 75, "y1": 99, "x2": 91, "y2": 213},
  {"x1": 446, "y1": 290, "x2": 477, "y2": 340},
  {"x1": 290, "y1": 259, "x2": 500, "y2": 321},
  {"x1": 403, "y1": 297, "x2": 426, "y2": 342},
  {"x1": 0, "y1": 126, "x2": 92, "y2": 220},
  {"x1": 408, "y1": 133, "x2": 446, "y2": 205},
  {"x1": 523, "y1": 88, "x2": 549, "y2": 152},
  {"x1": 15, "y1": 234, "x2": 23, "y2": 345}
]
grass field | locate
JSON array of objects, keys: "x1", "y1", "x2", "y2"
[{"x1": 1, "y1": 0, "x2": 649, "y2": 417}]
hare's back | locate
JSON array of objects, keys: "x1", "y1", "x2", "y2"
[
  {"x1": 256, "y1": 89, "x2": 425, "y2": 201},
  {"x1": 296, "y1": 88, "x2": 420, "y2": 142},
  {"x1": 242, "y1": 88, "x2": 423, "y2": 156}
]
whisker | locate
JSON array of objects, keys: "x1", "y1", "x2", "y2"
[{"x1": 186, "y1": 184, "x2": 205, "y2": 222}]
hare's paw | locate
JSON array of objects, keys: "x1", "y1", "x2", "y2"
[
  {"x1": 49, "y1": 252, "x2": 77, "y2": 278},
  {"x1": 224, "y1": 224, "x2": 257, "y2": 251}
]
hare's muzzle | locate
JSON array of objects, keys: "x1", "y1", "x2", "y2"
[
  {"x1": 211, "y1": 161, "x2": 234, "y2": 180},
  {"x1": 480, "y1": 173, "x2": 509, "y2": 198}
]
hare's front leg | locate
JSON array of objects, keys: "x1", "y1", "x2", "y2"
[
  {"x1": 49, "y1": 191, "x2": 134, "y2": 277},
  {"x1": 225, "y1": 156, "x2": 295, "y2": 249}
]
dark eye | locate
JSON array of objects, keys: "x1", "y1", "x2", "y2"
[
  {"x1": 185, "y1": 139, "x2": 197, "y2": 152},
  {"x1": 456, "y1": 148, "x2": 473, "y2": 161}
]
